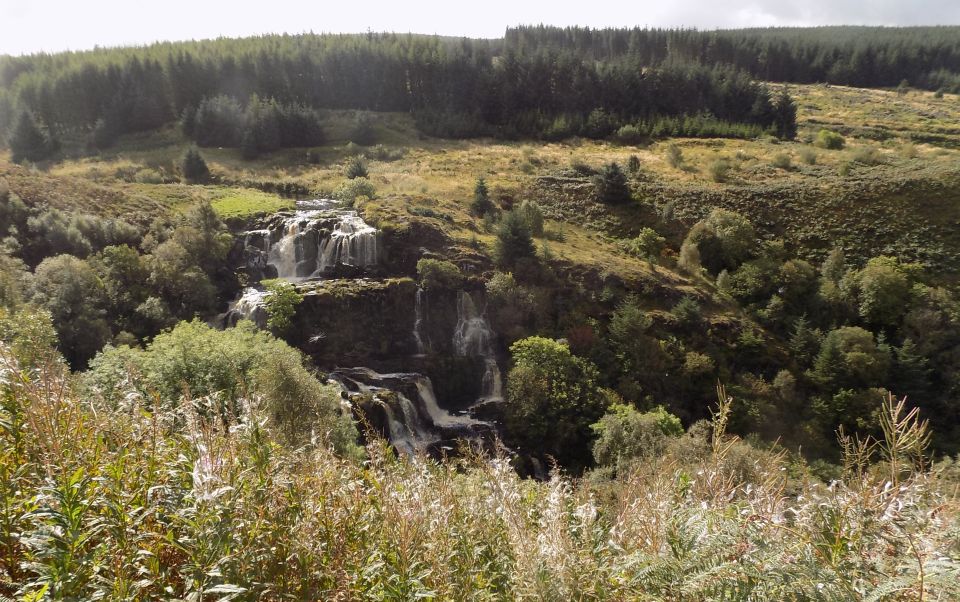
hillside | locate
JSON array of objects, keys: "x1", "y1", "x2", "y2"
[{"x1": 2, "y1": 24, "x2": 960, "y2": 599}]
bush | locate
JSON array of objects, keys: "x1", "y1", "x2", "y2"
[
  {"x1": 181, "y1": 147, "x2": 210, "y2": 183},
  {"x1": 627, "y1": 155, "x2": 641, "y2": 174},
  {"x1": 665, "y1": 143, "x2": 684, "y2": 168},
  {"x1": 799, "y1": 147, "x2": 818, "y2": 165},
  {"x1": 850, "y1": 146, "x2": 885, "y2": 166},
  {"x1": 593, "y1": 162, "x2": 631, "y2": 204},
  {"x1": 708, "y1": 158, "x2": 733, "y2": 183},
  {"x1": 592, "y1": 404, "x2": 683, "y2": 470},
  {"x1": 344, "y1": 156, "x2": 369, "y2": 179},
  {"x1": 262, "y1": 279, "x2": 303, "y2": 334},
  {"x1": 517, "y1": 200, "x2": 544, "y2": 237},
  {"x1": 623, "y1": 228, "x2": 666, "y2": 261},
  {"x1": 416, "y1": 258, "x2": 464, "y2": 291},
  {"x1": 771, "y1": 153, "x2": 792, "y2": 170},
  {"x1": 614, "y1": 124, "x2": 645, "y2": 145},
  {"x1": 815, "y1": 129, "x2": 845, "y2": 150},
  {"x1": 671, "y1": 296, "x2": 702, "y2": 329},
  {"x1": 332, "y1": 177, "x2": 376, "y2": 206}
]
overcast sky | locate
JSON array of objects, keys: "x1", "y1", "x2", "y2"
[{"x1": 2, "y1": 0, "x2": 958, "y2": 56}]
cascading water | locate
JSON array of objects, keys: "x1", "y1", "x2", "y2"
[
  {"x1": 454, "y1": 291, "x2": 504, "y2": 403},
  {"x1": 413, "y1": 287, "x2": 431, "y2": 355},
  {"x1": 332, "y1": 367, "x2": 489, "y2": 456},
  {"x1": 222, "y1": 287, "x2": 270, "y2": 328},
  {"x1": 264, "y1": 200, "x2": 380, "y2": 280}
]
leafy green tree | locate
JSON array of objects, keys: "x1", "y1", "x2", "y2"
[
  {"x1": 86, "y1": 320, "x2": 361, "y2": 456},
  {"x1": 505, "y1": 336, "x2": 607, "y2": 468},
  {"x1": 90, "y1": 245, "x2": 151, "y2": 336},
  {"x1": 593, "y1": 162, "x2": 631, "y2": 204},
  {"x1": 494, "y1": 210, "x2": 535, "y2": 269},
  {"x1": 683, "y1": 209, "x2": 757, "y2": 275},
  {"x1": 262, "y1": 279, "x2": 303, "y2": 334},
  {"x1": 29, "y1": 255, "x2": 110, "y2": 368},
  {"x1": 181, "y1": 146, "x2": 210, "y2": 183},
  {"x1": 812, "y1": 326, "x2": 890, "y2": 391},
  {"x1": 591, "y1": 404, "x2": 683, "y2": 471},
  {"x1": 416, "y1": 258, "x2": 464, "y2": 291},
  {"x1": 9, "y1": 111, "x2": 54, "y2": 164},
  {"x1": 623, "y1": 228, "x2": 666, "y2": 261},
  {"x1": 470, "y1": 176, "x2": 494, "y2": 218},
  {"x1": 846, "y1": 256, "x2": 917, "y2": 328}
]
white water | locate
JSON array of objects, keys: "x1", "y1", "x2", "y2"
[
  {"x1": 414, "y1": 376, "x2": 481, "y2": 428},
  {"x1": 413, "y1": 287, "x2": 430, "y2": 355},
  {"x1": 226, "y1": 287, "x2": 270, "y2": 327},
  {"x1": 454, "y1": 291, "x2": 504, "y2": 403},
  {"x1": 265, "y1": 200, "x2": 380, "y2": 280},
  {"x1": 317, "y1": 214, "x2": 379, "y2": 273}
]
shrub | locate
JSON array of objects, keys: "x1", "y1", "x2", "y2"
[
  {"x1": 181, "y1": 147, "x2": 210, "y2": 183},
  {"x1": 591, "y1": 404, "x2": 683, "y2": 470},
  {"x1": 416, "y1": 258, "x2": 464, "y2": 291},
  {"x1": 614, "y1": 124, "x2": 645, "y2": 145},
  {"x1": 623, "y1": 228, "x2": 666, "y2": 261},
  {"x1": 671, "y1": 296, "x2": 702, "y2": 329},
  {"x1": 332, "y1": 177, "x2": 376, "y2": 206},
  {"x1": 850, "y1": 146, "x2": 885, "y2": 166},
  {"x1": 517, "y1": 200, "x2": 544, "y2": 237},
  {"x1": 593, "y1": 162, "x2": 631, "y2": 204},
  {"x1": 771, "y1": 153, "x2": 792, "y2": 170},
  {"x1": 344, "y1": 155, "x2": 369, "y2": 179},
  {"x1": 665, "y1": 143, "x2": 684, "y2": 168},
  {"x1": 815, "y1": 129, "x2": 845, "y2": 150},
  {"x1": 708, "y1": 158, "x2": 733, "y2": 183},
  {"x1": 262, "y1": 279, "x2": 303, "y2": 334},
  {"x1": 799, "y1": 147, "x2": 818, "y2": 165},
  {"x1": 627, "y1": 155, "x2": 641, "y2": 174}
]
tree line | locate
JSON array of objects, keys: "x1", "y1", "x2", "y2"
[
  {"x1": 505, "y1": 25, "x2": 960, "y2": 91},
  {"x1": 1, "y1": 33, "x2": 794, "y2": 154}
]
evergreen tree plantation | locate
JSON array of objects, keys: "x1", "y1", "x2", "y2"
[{"x1": 1, "y1": 21, "x2": 960, "y2": 600}]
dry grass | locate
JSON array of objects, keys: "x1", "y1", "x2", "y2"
[{"x1": 2, "y1": 346, "x2": 958, "y2": 600}]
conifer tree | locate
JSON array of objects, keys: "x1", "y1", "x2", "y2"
[
  {"x1": 773, "y1": 88, "x2": 798, "y2": 140},
  {"x1": 470, "y1": 176, "x2": 494, "y2": 217},
  {"x1": 181, "y1": 147, "x2": 210, "y2": 183},
  {"x1": 9, "y1": 111, "x2": 53, "y2": 164}
]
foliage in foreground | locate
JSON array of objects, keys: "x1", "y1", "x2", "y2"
[{"x1": 1, "y1": 345, "x2": 958, "y2": 600}]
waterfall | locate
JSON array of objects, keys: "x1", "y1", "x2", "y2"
[
  {"x1": 261, "y1": 200, "x2": 380, "y2": 281},
  {"x1": 331, "y1": 367, "x2": 491, "y2": 456},
  {"x1": 413, "y1": 287, "x2": 431, "y2": 355},
  {"x1": 413, "y1": 376, "x2": 480, "y2": 428},
  {"x1": 454, "y1": 291, "x2": 504, "y2": 403},
  {"x1": 222, "y1": 287, "x2": 270, "y2": 328},
  {"x1": 317, "y1": 214, "x2": 379, "y2": 274}
]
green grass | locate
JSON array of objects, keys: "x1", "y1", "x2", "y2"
[{"x1": 209, "y1": 187, "x2": 295, "y2": 218}]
